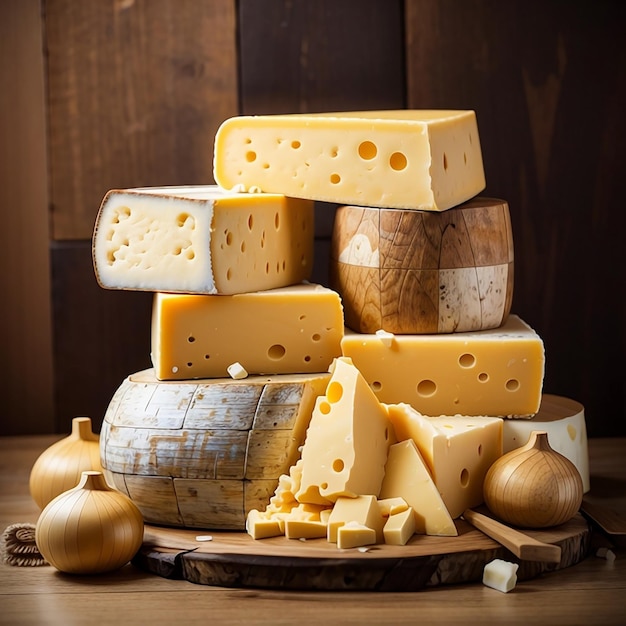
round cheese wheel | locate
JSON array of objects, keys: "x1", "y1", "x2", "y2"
[
  {"x1": 329, "y1": 197, "x2": 514, "y2": 334},
  {"x1": 99, "y1": 368, "x2": 330, "y2": 530}
]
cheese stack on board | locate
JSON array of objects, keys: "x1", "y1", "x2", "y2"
[{"x1": 93, "y1": 110, "x2": 588, "y2": 545}]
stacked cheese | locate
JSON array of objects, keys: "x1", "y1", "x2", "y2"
[{"x1": 94, "y1": 110, "x2": 588, "y2": 544}]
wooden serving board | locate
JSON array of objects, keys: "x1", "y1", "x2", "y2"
[{"x1": 132, "y1": 513, "x2": 591, "y2": 591}]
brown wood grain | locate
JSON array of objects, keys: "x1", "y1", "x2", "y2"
[
  {"x1": 405, "y1": 0, "x2": 626, "y2": 435},
  {"x1": 45, "y1": 0, "x2": 238, "y2": 241}
]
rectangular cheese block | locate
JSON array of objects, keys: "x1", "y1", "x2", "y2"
[
  {"x1": 295, "y1": 357, "x2": 394, "y2": 505},
  {"x1": 387, "y1": 404, "x2": 503, "y2": 518},
  {"x1": 93, "y1": 185, "x2": 314, "y2": 295},
  {"x1": 383, "y1": 507, "x2": 416, "y2": 546},
  {"x1": 379, "y1": 439, "x2": 457, "y2": 536},
  {"x1": 327, "y1": 495, "x2": 385, "y2": 544},
  {"x1": 213, "y1": 110, "x2": 485, "y2": 211},
  {"x1": 337, "y1": 522, "x2": 377, "y2": 550},
  {"x1": 341, "y1": 315, "x2": 545, "y2": 417},
  {"x1": 151, "y1": 284, "x2": 344, "y2": 380}
]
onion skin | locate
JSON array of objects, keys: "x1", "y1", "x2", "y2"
[{"x1": 483, "y1": 430, "x2": 583, "y2": 528}]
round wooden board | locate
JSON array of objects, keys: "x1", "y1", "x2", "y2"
[{"x1": 132, "y1": 513, "x2": 591, "y2": 591}]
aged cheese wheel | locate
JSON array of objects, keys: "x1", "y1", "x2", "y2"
[
  {"x1": 329, "y1": 197, "x2": 514, "y2": 334},
  {"x1": 100, "y1": 368, "x2": 330, "y2": 530}
]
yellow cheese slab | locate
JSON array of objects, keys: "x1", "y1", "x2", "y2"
[
  {"x1": 502, "y1": 394, "x2": 590, "y2": 492},
  {"x1": 340, "y1": 314, "x2": 545, "y2": 417},
  {"x1": 213, "y1": 110, "x2": 485, "y2": 211},
  {"x1": 383, "y1": 507, "x2": 416, "y2": 546},
  {"x1": 93, "y1": 185, "x2": 314, "y2": 295},
  {"x1": 151, "y1": 284, "x2": 344, "y2": 380},
  {"x1": 327, "y1": 495, "x2": 385, "y2": 544},
  {"x1": 295, "y1": 357, "x2": 394, "y2": 505},
  {"x1": 379, "y1": 439, "x2": 457, "y2": 537},
  {"x1": 387, "y1": 404, "x2": 503, "y2": 518}
]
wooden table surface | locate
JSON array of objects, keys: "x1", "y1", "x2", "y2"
[{"x1": 1, "y1": 435, "x2": 624, "y2": 626}]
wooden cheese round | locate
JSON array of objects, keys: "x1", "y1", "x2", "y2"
[
  {"x1": 99, "y1": 368, "x2": 330, "y2": 530},
  {"x1": 329, "y1": 197, "x2": 514, "y2": 334}
]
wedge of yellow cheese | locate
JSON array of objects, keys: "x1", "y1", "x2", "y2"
[
  {"x1": 379, "y1": 439, "x2": 457, "y2": 536},
  {"x1": 386, "y1": 403, "x2": 503, "y2": 518},
  {"x1": 213, "y1": 110, "x2": 485, "y2": 211},
  {"x1": 295, "y1": 357, "x2": 394, "y2": 505},
  {"x1": 92, "y1": 185, "x2": 314, "y2": 295},
  {"x1": 341, "y1": 314, "x2": 545, "y2": 417},
  {"x1": 151, "y1": 284, "x2": 344, "y2": 380}
]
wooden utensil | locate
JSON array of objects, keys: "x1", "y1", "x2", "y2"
[{"x1": 462, "y1": 508, "x2": 562, "y2": 563}]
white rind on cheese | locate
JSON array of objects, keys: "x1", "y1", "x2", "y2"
[
  {"x1": 92, "y1": 185, "x2": 314, "y2": 295},
  {"x1": 213, "y1": 110, "x2": 486, "y2": 211}
]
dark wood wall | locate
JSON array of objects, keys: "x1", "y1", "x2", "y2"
[{"x1": 2, "y1": 0, "x2": 624, "y2": 438}]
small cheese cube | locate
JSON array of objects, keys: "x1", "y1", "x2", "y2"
[
  {"x1": 482, "y1": 559, "x2": 519, "y2": 593},
  {"x1": 246, "y1": 509, "x2": 283, "y2": 539},
  {"x1": 327, "y1": 495, "x2": 385, "y2": 544},
  {"x1": 227, "y1": 362, "x2": 248, "y2": 380},
  {"x1": 377, "y1": 497, "x2": 409, "y2": 517},
  {"x1": 93, "y1": 185, "x2": 314, "y2": 295},
  {"x1": 341, "y1": 314, "x2": 545, "y2": 417},
  {"x1": 151, "y1": 284, "x2": 344, "y2": 380},
  {"x1": 383, "y1": 507, "x2": 416, "y2": 546},
  {"x1": 337, "y1": 522, "x2": 377, "y2": 550},
  {"x1": 214, "y1": 110, "x2": 485, "y2": 211},
  {"x1": 284, "y1": 519, "x2": 327, "y2": 540}
]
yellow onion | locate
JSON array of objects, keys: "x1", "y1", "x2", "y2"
[
  {"x1": 35, "y1": 471, "x2": 144, "y2": 574},
  {"x1": 483, "y1": 430, "x2": 583, "y2": 528},
  {"x1": 29, "y1": 416, "x2": 103, "y2": 509}
]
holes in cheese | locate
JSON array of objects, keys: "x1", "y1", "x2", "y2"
[
  {"x1": 341, "y1": 315, "x2": 544, "y2": 417},
  {"x1": 214, "y1": 110, "x2": 485, "y2": 211},
  {"x1": 151, "y1": 284, "x2": 344, "y2": 380},
  {"x1": 92, "y1": 185, "x2": 314, "y2": 295}
]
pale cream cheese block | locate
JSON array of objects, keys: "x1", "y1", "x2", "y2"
[
  {"x1": 502, "y1": 394, "x2": 590, "y2": 492},
  {"x1": 295, "y1": 356, "x2": 394, "y2": 505},
  {"x1": 92, "y1": 185, "x2": 314, "y2": 295},
  {"x1": 379, "y1": 439, "x2": 457, "y2": 536},
  {"x1": 151, "y1": 284, "x2": 344, "y2": 380},
  {"x1": 213, "y1": 110, "x2": 486, "y2": 211},
  {"x1": 340, "y1": 314, "x2": 545, "y2": 417},
  {"x1": 386, "y1": 403, "x2": 503, "y2": 518}
]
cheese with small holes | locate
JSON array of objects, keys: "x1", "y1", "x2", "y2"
[
  {"x1": 386, "y1": 403, "x2": 503, "y2": 518},
  {"x1": 151, "y1": 284, "x2": 344, "y2": 380},
  {"x1": 379, "y1": 439, "x2": 457, "y2": 536},
  {"x1": 92, "y1": 185, "x2": 314, "y2": 295},
  {"x1": 295, "y1": 357, "x2": 394, "y2": 505},
  {"x1": 213, "y1": 110, "x2": 485, "y2": 211},
  {"x1": 340, "y1": 314, "x2": 545, "y2": 417}
]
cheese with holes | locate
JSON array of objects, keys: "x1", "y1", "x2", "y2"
[
  {"x1": 213, "y1": 110, "x2": 485, "y2": 211},
  {"x1": 503, "y1": 394, "x2": 590, "y2": 492},
  {"x1": 92, "y1": 185, "x2": 314, "y2": 295},
  {"x1": 341, "y1": 314, "x2": 545, "y2": 417},
  {"x1": 151, "y1": 284, "x2": 344, "y2": 380},
  {"x1": 386, "y1": 403, "x2": 503, "y2": 518},
  {"x1": 379, "y1": 439, "x2": 457, "y2": 536},
  {"x1": 295, "y1": 357, "x2": 394, "y2": 505}
]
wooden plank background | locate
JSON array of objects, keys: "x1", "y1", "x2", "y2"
[{"x1": 1, "y1": 0, "x2": 624, "y2": 437}]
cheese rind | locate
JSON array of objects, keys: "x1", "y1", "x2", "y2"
[
  {"x1": 214, "y1": 110, "x2": 485, "y2": 211},
  {"x1": 341, "y1": 314, "x2": 545, "y2": 417},
  {"x1": 295, "y1": 357, "x2": 393, "y2": 505},
  {"x1": 151, "y1": 284, "x2": 344, "y2": 380},
  {"x1": 386, "y1": 404, "x2": 503, "y2": 518},
  {"x1": 92, "y1": 185, "x2": 314, "y2": 295},
  {"x1": 379, "y1": 439, "x2": 457, "y2": 536}
]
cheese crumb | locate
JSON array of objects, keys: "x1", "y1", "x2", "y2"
[
  {"x1": 596, "y1": 547, "x2": 617, "y2": 563},
  {"x1": 227, "y1": 362, "x2": 248, "y2": 379},
  {"x1": 375, "y1": 329, "x2": 395, "y2": 347},
  {"x1": 482, "y1": 559, "x2": 519, "y2": 593},
  {"x1": 195, "y1": 535, "x2": 213, "y2": 542}
]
